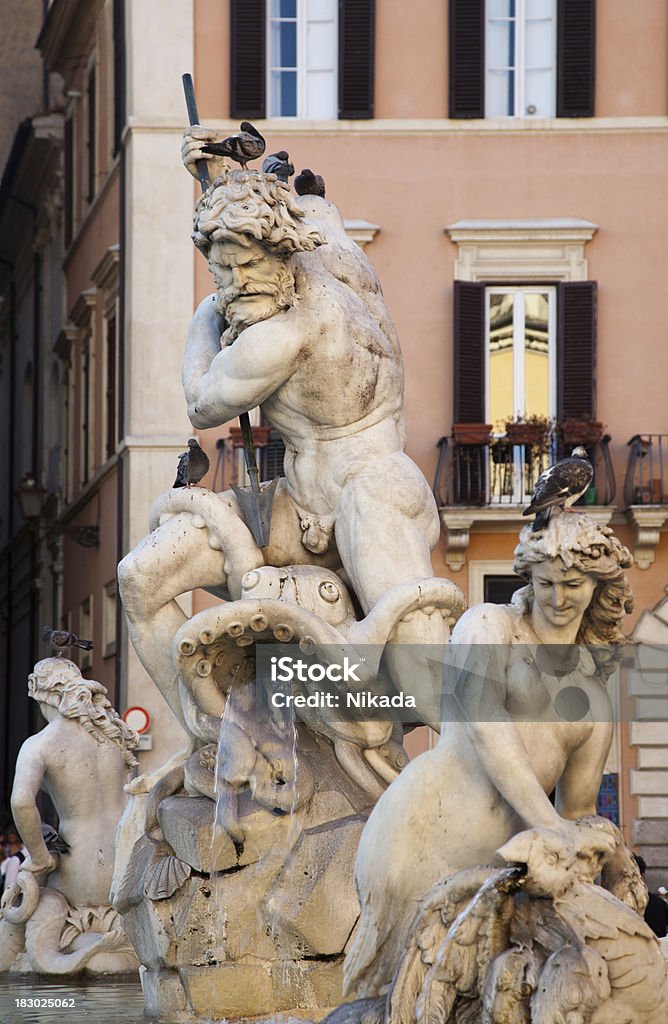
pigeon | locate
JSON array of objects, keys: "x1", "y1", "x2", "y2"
[
  {"x1": 523, "y1": 446, "x2": 594, "y2": 532},
  {"x1": 41, "y1": 821, "x2": 70, "y2": 855},
  {"x1": 202, "y1": 122, "x2": 265, "y2": 169},
  {"x1": 42, "y1": 627, "x2": 94, "y2": 652},
  {"x1": 173, "y1": 437, "x2": 210, "y2": 488},
  {"x1": 261, "y1": 150, "x2": 294, "y2": 182},
  {"x1": 294, "y1": 168, "x2": 326, "y2": 198}
]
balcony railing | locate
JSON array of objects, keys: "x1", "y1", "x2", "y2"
[
  {"x1": 624, "y1": 434, "x2": 668, "y2": 507},
  {"x1": 434, "y1": 434, "x2": 615, "y2": 508},
  {"x1": 212, "y1": 426, "x2": 286, "y2": 493}
]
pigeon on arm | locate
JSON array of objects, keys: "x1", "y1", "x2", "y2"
[
  {"x1": 202, "y1": 122, "x2": 266, "y2": 170},
  {"x1": 173, "y1": 438, "x2": 210, "y2": 488}
]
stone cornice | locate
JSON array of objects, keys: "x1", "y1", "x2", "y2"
[
  {"x1": 445, "y1": 219, "x2": 598, "y2": 246},
  {"x1": 125, "y1": 116, "x2": 668, "y2": 139}
]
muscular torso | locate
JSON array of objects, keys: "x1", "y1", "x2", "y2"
[{"x1": 262, "y1": 272, "x2": 406, "y2": 512}]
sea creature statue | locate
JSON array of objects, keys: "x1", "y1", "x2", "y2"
[
  {"x1": 328, "y1": 817, "x2": 666, "y2": 1024},
  {"x1": 0, "y1": 659, "x2": 139, "y2": 975}
]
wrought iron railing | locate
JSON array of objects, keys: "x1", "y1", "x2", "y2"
[
  {"x1": 212, "y1": 427, "x2": 286, "y2": 492},
  {"x1": 434, "y1": 434, "x2": 615, "y2": 508},
  {"x1": 624, "y1": 434, "x2": 668, "y2": 507}
]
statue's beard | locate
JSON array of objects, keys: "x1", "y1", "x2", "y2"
[{"x1": 214, "y1": 264, "x2": 296, "y2": 344}]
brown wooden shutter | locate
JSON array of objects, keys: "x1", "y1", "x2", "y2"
[
  {"x1": 338, "y1": 0, "x2": 375, "y2": 119},
  {"x1": 230, "y1": 0, "x2": 266, "y2": 119},
  {"x1": 449, "y1": 0, "x2": 484, "y2": 119},
  {"x1": 557, "y1": 281, "x2": 597, "y2": 420},
  {"x1": 453, "y1": 281, "x2": 486, "y2": 422},
  {"x1": 557, "y1": 0, "x2": 596, "y2": 117}
]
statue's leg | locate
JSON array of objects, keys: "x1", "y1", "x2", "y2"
[
  {"x1": 336, "y1": 454, "x2": 450, "y2": 730},
  {"x1": 118, "y1": 509, "x2": 263, "y2": 731}
]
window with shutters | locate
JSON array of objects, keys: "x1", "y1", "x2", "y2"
[
  {"x1": 449, "y1": 0, "x2": 595, "y2": 119},
  {"x1": 231, "y1": 0, "x2": 374, "y2": 120}
]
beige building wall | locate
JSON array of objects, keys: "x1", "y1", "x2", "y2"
[{"x1": 0, "y1": 0, "x2": 43, "y2": 170}]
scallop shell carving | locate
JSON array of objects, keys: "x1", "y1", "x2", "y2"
[{"x1": 144, "y1": 854, "x2": 191, "y2": 901}]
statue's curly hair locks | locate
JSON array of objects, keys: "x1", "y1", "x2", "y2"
[
  {"x1": 512, "y1": 512, "x2": 634, "y2": 679},
  {"x1": 28, "y1": 658, "x2": 139, "y2": 767},
  {"x1": 192, "y1": 169, "x2": 325, "y2": 256}
]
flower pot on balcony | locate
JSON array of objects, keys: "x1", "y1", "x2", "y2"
[
  {"x1": 228, "y1": 425, "x2": 272, "y2": 447},
  {"x1": 560, "y1": 419, "x2": 605, "y2": 446},
  {"x1": 505, "y1": 424, "x2": 548, "y2": 446},
  {"x1": 452, "y1": 423, "x2": 492, "y2": 445}
]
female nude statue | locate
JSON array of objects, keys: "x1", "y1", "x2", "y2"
[{"x1": 344, "y1": 512, "x2": 634, "y2": 998}]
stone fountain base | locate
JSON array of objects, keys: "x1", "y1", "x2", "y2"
[{"x1": 113, "y1": 735, "x2": 373, "y2": 1022}]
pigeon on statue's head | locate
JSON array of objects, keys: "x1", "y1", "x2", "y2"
[
  {"x1": 262, "y1": 150, "x2": 294, "y2": 182},
  {"x1": 523, "y1": 446, "x2": 593, "y2": 532},
  {"x1": 295, "y1": 168, "x2": 326, "y2": 198}
]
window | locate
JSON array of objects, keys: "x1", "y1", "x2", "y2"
[
  {"x1": 453, "y1": 279, "x2": 596, "y2": 432},
  {"x1": 93, "y1": 246, "x2": 121, "y2": 463},
  {"x1": 230, "y1": 0, "x2": 374, "y2": 120},
  {"x1": 64, "y1": 115, "x2": 74, "y2": 247},
  {"x1": 79, "y1": 596, "x2": 93, "y2": 671},
  {"x1": 486, "y1": 0, "x2": 556, "y2": 118},
  {"x1": 103, "y1": 579, "x2": 117, "y2": 658},
  {"x1": 449, "y1": 0, "x2": 595, "y2": 119},
  {"x1": 70, "y1": 291, "x2": 97, "y2": 490},
  {"x1": 85, "y1": 55, "x2": 97, "y2": 203},
  {"x1": 268, "y1": 0, "x2": 338, "y2": 118},
  {"x1": 104, "y1": 309, "x2": 118, "y2": 461},
  {"x1": 487, "y1": 286, "x2": 556, "y2": 428}
]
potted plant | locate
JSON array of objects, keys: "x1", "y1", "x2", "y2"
[
  {"x1": 559, "y1": 417, "x2": 605, "y2": 446},
  {"x1": 228, "y1": 425, "x2": 272, "y2": 447},
  {"x1": 504, "y1": 414, "x2": 553, "y2": 454},
  {"x1": 452, "y1": 423, "x2": 493, "y2": 445}
]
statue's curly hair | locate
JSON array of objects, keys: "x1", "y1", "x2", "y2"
[
  {"x1": 28, "y1": 659, "x2": 139, "y2": 767},
  {"x1": 192, "y1": 169, "x2": 325, "y2": 256},
  {"x1": 512, "y1": 512, "x2": 634, "y2": 678}
]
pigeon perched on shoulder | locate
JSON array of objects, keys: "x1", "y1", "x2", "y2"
[
  {"x1": 523, "y1": 446, "x2": 593, "y2": 532},
  {"x1": 294, "y1": 168, "x2": 326, "y2": 198},
  {"x1": 41, "y1": 822, "x2": 70, "y2": 855},
  {"x1": 262, "y1": 150, "x2": 294, "y2": 182},
  {"x1": 42, "y1": 627, "x2": 94, "y2": 652},
  {"x1": 174, "y1": 438, "x2": 210, "y2": 488},
  {"x1": 202, "y1": 122, "x2": 265, "y2": 169}
]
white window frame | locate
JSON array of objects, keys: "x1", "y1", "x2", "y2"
[
  {"x1": 485, "y1": 0, "x2": 557, "y2": 118},
  {"x1": 485, "y1": 284, "x2": 557, "y2": 426},
  {"x1": 267, "y1": 0, "x2": 338, "y2": 119}
]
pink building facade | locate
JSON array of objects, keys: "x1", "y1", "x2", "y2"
[{"x1": 1, "y1": 0, "x2": 667, "y2": 881}]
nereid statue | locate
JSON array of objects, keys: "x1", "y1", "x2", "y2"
[
  {"x1": 0, "y1": 659, "x2": 139, "y2": 975},
  {"x1": 338, "y1": 514, "x2": 668, "y2": 1023}
]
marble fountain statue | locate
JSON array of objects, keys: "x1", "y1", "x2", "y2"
[
  {"x1": 112, "y1": 134, "x2": 465, "y2": 1022},
  {"x1": 0, "y1": 658, "x2": 139, "y2": 975},
  {"x1": 107, "y1": 127, "x2": 666, "y2": 1022}
]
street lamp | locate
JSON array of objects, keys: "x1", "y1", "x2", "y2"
[{"x1": 15, "y1": 472, "x2": 46, "y2": 521}]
